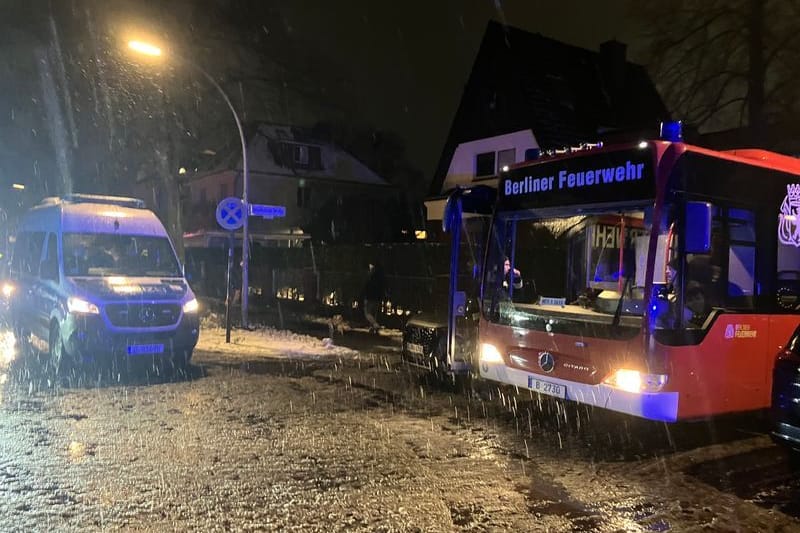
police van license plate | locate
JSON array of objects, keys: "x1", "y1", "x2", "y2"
[
  {"x1": 406, "y1": 343, "x2": 424, "y2": 355},
  {"x1": 127, "y1": 343, "x2": 165, "y2": 356},
  {"x1": 527, "y1": 376, "x2": 566, "y2": 399}
]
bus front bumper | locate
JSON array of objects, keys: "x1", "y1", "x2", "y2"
[{"x1": 479, "y1": 362, "x2": 679, "y2": 422}]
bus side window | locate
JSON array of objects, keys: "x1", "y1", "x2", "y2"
[{"x1": 727, "y1": 208, "x2": 756, "y2": 306}]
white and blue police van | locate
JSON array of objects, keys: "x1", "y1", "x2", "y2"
[{"x1": 6, "y1": 194, "x2": 199, "y2": 377}]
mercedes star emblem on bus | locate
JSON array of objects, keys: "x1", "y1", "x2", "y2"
[{"x1": 538, "y1": 352, "x2": 555, "y2": 373}]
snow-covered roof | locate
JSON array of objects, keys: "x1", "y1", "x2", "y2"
[{"x1": 227, "y1": 124, "x2": 390, "y2": 186}]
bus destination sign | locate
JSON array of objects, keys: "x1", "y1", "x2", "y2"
[{"x1": 498, "y1": 147, "x2": 655, "y2": 210}]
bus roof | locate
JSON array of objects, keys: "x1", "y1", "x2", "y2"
[{"x1": 510, "y1": 141, "x2": 800, "y2": 177}]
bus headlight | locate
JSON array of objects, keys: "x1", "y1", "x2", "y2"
[
  {"x1": 603, "y1": 369, "x2": 668, "y2": 393},
  {"x1": 183, "y1": 298, "x2": 199, "y2": 313},
  {"x1": 480, "y1": 342, "x2": 504, "y2": 363},
  {"x1": 67, "y1": 297, "x2": 99, "y2": 315}
]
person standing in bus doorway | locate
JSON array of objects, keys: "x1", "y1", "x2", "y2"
[
  {"x1": 362, "y1": 262, "x2": 385, "y2": 335},
  {"x1": 503, "y1": 257, "x2": 523, "y2": 290}
]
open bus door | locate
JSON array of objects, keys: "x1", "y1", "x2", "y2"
[
  {"x1": 402, "y1": 186, "x2": 494, "y2": 377},
  {"x1": 442, "y1": 186, "x2": 495, "y2": 373}
]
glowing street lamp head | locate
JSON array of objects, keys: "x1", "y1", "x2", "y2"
[{"x1": 128, "y1": 40, "x2": 162, "y2": 57}]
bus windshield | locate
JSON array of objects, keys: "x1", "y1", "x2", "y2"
[
  {"x1": 63, "y1": 233, "x2": 182, "y2": 278},
  {"x1": 482, "y1": 206, "x2": 664, "y2": 334}
]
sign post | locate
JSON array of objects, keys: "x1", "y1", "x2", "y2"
[
  {"x1": 216, "y1": 200, "x2": 285, "y2": 334},
  {"x1": 216, "y1": 198, "x2": 245, "y2": 342},
  {"x1": 225, "y1": 232, "x2": 234, "y2": 343}
]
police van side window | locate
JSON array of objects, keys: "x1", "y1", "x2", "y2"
[
  {"x1": 10, "y1": 232, "x2": 28, "y2": 277},
  {"x1": 41, "y1": 234, "x2": 59, "y2": 282},
  {"x1": 23, "y1": 232, "x2": 46, "y2": 277}
]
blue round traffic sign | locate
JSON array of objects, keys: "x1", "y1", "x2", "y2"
[{"x1": 216, "y1": 197, "x2": 245, "y2": 231}]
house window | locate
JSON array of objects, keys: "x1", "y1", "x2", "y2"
[
  {"x1": 293, "y1": 145, "x2": 309, "y2": 166},
  {"x1": 475, "y1": 152, "x2": 496, "y2": 178},
  {"x1": 309, "y1": 146, "x2": 322, "y2": 170},
  {"x1": 497, "y1": 148, "x2": 516, "y2": 171},
  {"x1": 297, "y1": 185, "x2": 312, "y2": 208}
]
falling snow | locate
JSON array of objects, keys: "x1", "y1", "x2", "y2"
[{"x1": 0, "y1": 320, "x2": 796, "y2": 531}]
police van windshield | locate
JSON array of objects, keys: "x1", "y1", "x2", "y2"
[{"x1": 63, "y1": 233, "x2": 181, "y2": 278}]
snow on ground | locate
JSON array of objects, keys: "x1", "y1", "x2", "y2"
[
  {"x1": 195, "y1": 312, "x2": 402, "y2": 363},
  {"x1": 196, "y1": 324, "x2": 360, "y2": 361}
]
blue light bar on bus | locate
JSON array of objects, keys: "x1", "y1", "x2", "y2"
[
  {"x1": 660, "y1": 121, "x2": 683, "y2": 142},
  {"x1": 541, "y1": 142, "x2": 603, "y2": 158}
]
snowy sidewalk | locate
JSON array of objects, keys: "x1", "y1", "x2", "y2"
[{"x1": 196, "y1": 324, "x2": 361, "y2": 361}]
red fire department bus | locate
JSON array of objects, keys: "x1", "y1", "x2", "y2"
[{"x1": 426, "y1": 130, "x2": 800, "y2": 422}]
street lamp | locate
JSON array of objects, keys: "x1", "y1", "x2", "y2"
[{"x1": 127, "y1": 39, "x2": 252, "y2": 328}]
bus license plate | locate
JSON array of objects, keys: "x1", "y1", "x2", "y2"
[
  {"x1": 527, "y1": 376, "x2": 566, "y2": 399},
  {"x1": 127, "y1": 343, "x2": 165, "y2": 356}
]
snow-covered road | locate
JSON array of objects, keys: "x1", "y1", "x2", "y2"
[{"x1": 0, "y1": 325, "x2": 798, "y2": 531}]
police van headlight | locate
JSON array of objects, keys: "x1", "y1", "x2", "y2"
[
  {"x1": 1, "y1": 282, "x2": 15, "y2": 299},
  {"x1": 183, "y1": 298, "x2": 199, "y2": 313},
  {"x1": 67, "y1": 297, "x2": 99, "y2": 315}
]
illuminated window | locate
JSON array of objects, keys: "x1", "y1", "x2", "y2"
[{"x1": 497, "y1": 148, "x2": 515, "y2": 171}]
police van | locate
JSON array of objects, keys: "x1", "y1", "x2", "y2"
[{"x1": 6, "y1": 194, "x2": 199, "y2": 377}]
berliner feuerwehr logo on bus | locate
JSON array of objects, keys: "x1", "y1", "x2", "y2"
[{"x1": 778, "y1": 184, "x2": 800, "y2": 247}]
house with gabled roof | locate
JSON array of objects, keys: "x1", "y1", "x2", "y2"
[
  {"x1": 426, "y1": 20, "x2": 669, "y2": 226},
  {"x1": 176, "y1": 123, "x2": 406, "y2": 246}
]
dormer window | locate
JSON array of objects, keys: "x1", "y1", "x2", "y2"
[{"x1": 279, "y1": 142, "x2": 322, "y2": 170}]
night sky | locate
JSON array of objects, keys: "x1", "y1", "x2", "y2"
[
  {"x1": 272, "y1": 0, "x2": 645, "y2": 180},
  {"x1": 0, "y1": 1, "x2": 647, "y2": 199}
]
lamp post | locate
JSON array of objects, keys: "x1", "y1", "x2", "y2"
[{"x1": 128, "y1": 40, "x2": 251, "y2": 328}]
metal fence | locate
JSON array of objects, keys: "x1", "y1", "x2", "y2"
[{"x1": 186, "y1": 241, "x2": 451, "y2": 326}]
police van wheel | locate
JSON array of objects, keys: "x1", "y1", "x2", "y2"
[
  {"x1": 14, "y1": 323, "x2": 32, "y2": 360},
  {"x1": 49, "y1": 324, "x2": 65, "y2": 375},
  {"x1": 166, "y1": 350, "x2": 191, "y2": 380},
  {"x1": 13, "y1": 325, "x2": 38, "y2": 381}
]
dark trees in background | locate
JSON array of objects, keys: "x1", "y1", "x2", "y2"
[
  {"x1": 310, "y1": 122, "x2": 427, "y2": 240},
  {"x1": 635, "y1": 0, "x2": 800, "y2": 137},
  {"x1": 0, "y1": 0, "x2": 425, "y2": 248}
]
